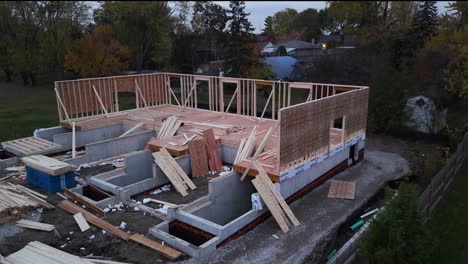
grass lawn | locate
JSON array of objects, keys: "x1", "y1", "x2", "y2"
[
  {"x1": 0, "y1": 81, "x2": 58, "y2": 142},
  {"x1": 429, "y1": 157, "x2": 468, "y2": 263}
]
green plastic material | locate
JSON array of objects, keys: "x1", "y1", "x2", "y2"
[
  {"x1": 327, "y1": 249, "x2": 337, "y2": 260},
  {"x1": 350, "y1": 219, "x2": 364, "y2": 231}
]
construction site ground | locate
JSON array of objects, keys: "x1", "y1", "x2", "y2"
[{"x1": 0, "y1": 147, "x2": 409, "y2": 264}]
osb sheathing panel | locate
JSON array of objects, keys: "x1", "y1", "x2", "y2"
[{"x1": 279, "y1": 88, "x2": 368, "y2": 165}]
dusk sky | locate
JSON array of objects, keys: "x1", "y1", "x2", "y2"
[{"x1": 214, "y1": 1, "x2": 453, "y2": 33}]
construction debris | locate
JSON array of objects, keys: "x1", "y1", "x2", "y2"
[
  {"x1": 73, "y1": 212, "x2": 91, "y2": 232},
  {"x1": 15, "y1": 219, "x2": 55, "y2": 231},
  {"x1": 0, "y1": 241, "x2": 134, "y2": 264},
  {"x1": 0, "y1": 184, "x2": 53, "y2": 222},
  {"x1": 188, "y1": 139, "x2": 209, "y2": 177},
  {"x1": 157, "y1": 116, "x2": 181, "y2": 139}
]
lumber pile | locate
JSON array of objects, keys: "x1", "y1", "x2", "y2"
[
  {"x1": 16, "y1": 219, "x2": 55, "y2": 231},
  {"x1": 0, "y1": 241, "x2": 133, "y2": 264},
  {"x1": 157, "y1": 116, "x2": 182, "y2": 139},
  {"x1": 0, "y1": 166, "x2": 26, "y2": 181},
  {"x1": 251, "y1": 161, "x2": 299, "y2": 233},
  {"x1": 234, "y1": 126, "x2": 257, "y2": 164},
  {"x1": 153, "y1": 149, "x2": 196, "y2": 196},
  {"x1": 0, "y1": 184, "x2": 53, "y2": 222},
  {"x1": 1, "y1": 137, "x2": 62, "y2": 157}
]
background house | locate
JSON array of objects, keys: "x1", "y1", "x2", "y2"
[{"x1": 261, "y1": 40, "x2": 321, "y2": 64}]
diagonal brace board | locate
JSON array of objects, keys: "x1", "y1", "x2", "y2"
[{"x1": 254, "y1": 161, "x2": 300, "y2": 227}]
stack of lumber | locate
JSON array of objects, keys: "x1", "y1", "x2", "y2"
[
  {"x1": 0, "y1": 166, "x2": 26, "y2": 181},
  {"x1": 16, "y1": 219, "x2": 55, "y2": 231},
  {"x1": 153, "y1": 148, "x2": 196, "y2": 196},
  {"x1": 188, "y1": 139, "x2": 209, "y2": 177},
  {"x1": 234, "y1": 126, "x2": 257, "y2": 164},
  {"x1": 157, "y1": 116, "x2": 182, "y2": 139},
  {"x1": 251, "y1": 161, "x2": 299, "y2": 233},
  {"x1": 1, "y1": 137, "x2": 62, "y2": 157},
  {"x1": 21, "y1": 155, "x2": 75, "y2": 176},
  {"x1": 0, "y1": 241, "x2": 133, "y2": 264},
  {"x1": 0, "y1": 184, "x2": 53, "y2": 222}
]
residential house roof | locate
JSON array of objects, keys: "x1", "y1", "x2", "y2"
[
  {"x1": 262, "y1": 56, "x2": 304, "y2": 81},
  {"x1": 272, "y1": 40, "x2": 320, "y2": 49}
]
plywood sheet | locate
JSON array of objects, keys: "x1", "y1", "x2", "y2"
[
  {"x1": 327, "y1": 180, "x2": 356, "y2": 200},
  {"x1": 279, "y1": 89, "x2": 368, "y2": 165},
  {"x1": 188, "y1": 139, "x2": 209, "y2": 177}
]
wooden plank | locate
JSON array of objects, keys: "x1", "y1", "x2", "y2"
[
  {"x1": 188, "y1": 139, "x2": 209, "y2": 177},
  {"x1": 73, "y1": 212, "x2": 90, "y2": 232},
  {"x1": 119, "y1": 122, "x2": 144, "y2": 138},
  {"x1": 16, "y1": 219, "x2": 55, "y2": 231},
  {"x1": 254, "y1": 161, "x2": 300, "y2": 227},
  {"x1": 327, "y1": 180, "x2": 356, "y2": 200},
  {"x1": 129, "y1": 234, "x2": 183, "y2": 260},
  {"x1": 63, "y1": 189, "x2": 105, "y2": 217},
  {"x1": 58, "y1": 200, "x2": 130, "y2": 240},
  {"x1": 202, "y1": 129, "x2": 223, "y2": 171},
  {"x1": 252, "y1": 178, "x2": 289, "y2": 233},
  {"x1": 159, "y1": 149, "x2": 196, "y2": 190},
  {"x1": 153, "y1": 153, "x2": 189, "y2": 196}
]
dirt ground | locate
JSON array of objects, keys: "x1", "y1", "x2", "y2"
[{"x1": 0, "y1": 182, "x2": 182, "y2": 264}]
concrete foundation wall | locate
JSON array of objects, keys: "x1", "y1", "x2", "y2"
[
  {"x1": 66, "y1": 130, "x2": 155, "y2": 165},
  {"x1": 34, "y1": 126, "x2": 70, "y2": 142},
  {"x1": 53, "y1": 124, "x2": 123, "y2": 150},
  {"x1": 193, "y1": 172, "x2": 256, "y2": 226}
]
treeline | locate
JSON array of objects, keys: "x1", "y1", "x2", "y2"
[
  {"x1": 0, "y1": 1, "x2": 269, "y2": 85},
  {"x1": 299, "y1": 1, "x2": 467, "y2": 135}
]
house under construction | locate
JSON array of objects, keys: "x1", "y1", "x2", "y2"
[{"x1": 1, "y1": 72, "x2": 368, "y2": 261}]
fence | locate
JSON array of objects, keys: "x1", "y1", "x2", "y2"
[{"x1": 418, "y1": 131, "x2": 468, "y2": 220}]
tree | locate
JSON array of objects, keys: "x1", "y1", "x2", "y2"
[
  {"x1": 291, "y1": 8, "x2": 326, "y2": 42},
  {"x1": 64, "y1": 25, "x2": 130, "y2": 78},
  {"x1": 262, "y1": 16, "x2": 274, "y2": 37},
  {"x1": 277, "y1": 45, "x2": 287, "y2": 56},
  {"x1": 359, "y1": 184, "x2": 432, "y2": 264},
  {"x1": 0, "y1": 2, "x2": 16, "y2": 82},
  {"x1": 405, "y1": 1, "x2": 439, "y2": 56},
  {"x1": 97, "y1": 2, "x2": 172, "y2": 70},
  {"x1": 223, "y1": 1, "x2": 257, "y2": 77},
  {"x1": 271, "y1": 8, "x2": 298, "y2": 37},
  {"x1": 191, "y1": 1, "x2": 228, "y2": 63}
]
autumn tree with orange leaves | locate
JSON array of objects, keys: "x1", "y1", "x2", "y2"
[{"x1": 65, "y1": 25, "x2": 130, "y2": 78}]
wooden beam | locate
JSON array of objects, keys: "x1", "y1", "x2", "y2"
[
  {"x1": 63, "y1": 189, "x2": 105, "y2": 217},
  {"x1": 129, "y1": 234, "x2": 183, "y2": 260},
  {"x1": 72, "y1": 121, "x2": 76, "y2": 158},
  {"x1": 91, "y1": 85, "x2": 109, "y2": 117},
  {"x1": 135, "y1": 80, "x2": 148, "y2": 108},
  {"x1": 54, "y1": 88, "x2": 71, "y2": 121},
  {"x1": 58, "y1": 200, "x2": 130, "y2": 240},
  {"x1": 119, "y1": 122, "x2": 144, "y2": 138}
]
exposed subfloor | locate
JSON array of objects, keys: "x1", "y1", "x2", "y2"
[{"x1": 63, "y1": 104, "x2": 344, "y2": 176}]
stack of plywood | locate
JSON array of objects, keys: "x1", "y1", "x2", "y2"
[
  {"x1": 153, "y1": 149, "x2": 196, "y2": 196},
  {"x1": 1, "y1": 137, "x2": 62, "y2": 157},
  {"x1": 251, "y1": 161, "x2": 299, "y2": 233},
  {"x1": 0, "y1": 241, "x2": 132, "y2": 264},
  {"x1": 234, "y1": 126, "x2": 257, "y2": 164},
  {"x1": 157, "y1": 116, "x2": 182, "y2": 139}
]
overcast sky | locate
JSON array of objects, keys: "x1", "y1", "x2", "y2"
[{"x1": 214, "y1": 1, "x2": 453, "y2": 33}]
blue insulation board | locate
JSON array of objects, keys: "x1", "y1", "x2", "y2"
[{"x1": 26, "y1": 166, "x2": 76, "y2": 192}]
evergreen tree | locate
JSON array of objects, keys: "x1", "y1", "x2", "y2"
[
  {"x1": 359, "y1": 184, "x2": 432, "y2": 264},
  {"x1": 405, "y1": 1, "x2": 439, "y2": 56},
  {"x1": 223, "y1": 1, "x2": 256, "y2": 77},
  {"x1": 263, "y1": 16, "x2": 274, "y2": 37}
]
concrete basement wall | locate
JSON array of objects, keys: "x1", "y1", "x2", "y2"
[
  {"x1": 34, "y1": 126, "x2": 70, "y2": 142},
  {"x1": 53, "y1": 124, "x2": 123, "y2": 150},
  {"x1": 65, "y1": 130, "x2": 155, "y2": 165},
  {"x1": 192, "y1": 172, "x2": 256, "y2": 226}
]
